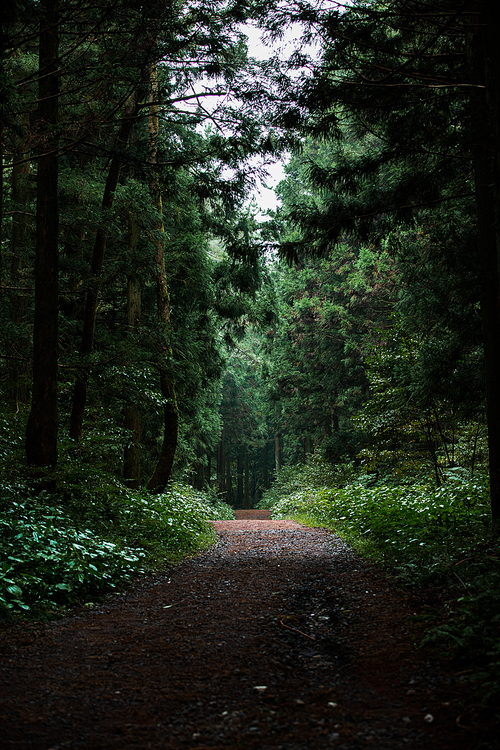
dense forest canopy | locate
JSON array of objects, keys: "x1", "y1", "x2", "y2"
[
  {"x1": 2, "y1": 0, "x2": 500, "y2": 707},
  {"x1": 0, "y1": 0, "x2": 499, "y2": 563}
]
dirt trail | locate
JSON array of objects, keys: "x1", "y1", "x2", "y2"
[{"x1": 0, "y1": 511, "x2": 487, "y2": 749}]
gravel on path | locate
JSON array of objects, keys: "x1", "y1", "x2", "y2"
[{"x1": 0, "y1": 511, "x2": 487, "y2": 749}]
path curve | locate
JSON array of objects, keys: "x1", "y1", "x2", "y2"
[{"x1": 0, "y1": 512, "x2": 482, "y2": 749}]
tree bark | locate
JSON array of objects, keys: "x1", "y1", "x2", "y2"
[
  {"x1": 226, "y1": 456, "x2": 232, "y2": 504},
  {"x1": 25, "y1": 0, "x2": 59, "y2": 473},
  {"x1": 0, "y1": 131, "x2": 3, "y2": 281},
  {"x1": 9, "y1": 141, "x2": 31, "y2": 408},
  {"x1": 217, "y1": 433, "x2": 225, "y2": 493},
  {"x1": 303, "y1": 436, "x2": 311, "y2": 463},
  {"x1": 469, "y1": 2, "x2": 500, "y2": 529},
  {"x1": 69, "y1": 93, "x2": 139, "y2": 441},
  {"x1": 237, "y1": 453, "x2": 244, "y2": 505},
  {"x1": 275, "y1": 434, "x2": 281, "y2": 472},
  {"x1": 262, "y1": 441, "x2": 268, "y2": 490},
  {"x1": 123, "y1": 269, "x2": 142, "y2": 488},
  {"x1": 192, "y1": 445, "x2": 206, "y2": 490},
  {"x1": 244, "y1": 448, "x2": 249, "y2": 508},
  {"x1": 207, "y1": 451, "x2": 212, "y2": 488},
  {"x1": 146, "y1": 60, "x2": 179, "y2": 493},
  {"x1": 147, "y1": 372, "x2": 178, "y2": 492}
]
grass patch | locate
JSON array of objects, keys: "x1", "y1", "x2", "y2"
[
  {"x1": 0, "y1": 477, "x2": 233, "y2": 619},
  {"x1": 0, "y1": 409, "x2": 234, "y2": 619},
  {"x1": 262, "y1": 459, "x2": 499, "y2": 704}
]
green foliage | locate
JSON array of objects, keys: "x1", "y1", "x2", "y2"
[
  {"x1": 0, "y1": 410, "x2": 233, "y2": 617},
  {"x1": 267, "y1": 460, "x2": 499, "y2": 702},
  {"x1": 267, "y1": 129, "x2": 485, "y2": 479},
  {"x1": 269, "y1": 1, "x2": 473, "y2": 256},
  {"x1": 258, "y1": 1, "x2": 491, "y2": 511},
  {"x1": 220, "y1": 339, "x2": 269, "y2": 456},
  {"x1": 421, "y1": 557, "x2": 500, "y2": 705},
  {"x1": 192, "y1": 485, "x2": 235, "y2": 521},
  {"x1": 262, "y1": 245, "x2": 386, "y2": 463},
  {"x1": 0, "y1": 478, "x2": 231, "y2": 618},
  {"x1": 257, "y1": 453, "x2": 337, "y2": 508},
  {"x1": 354, "y1": 316, "x2": 487, "y2": 483},
  {"x1": 0, "y1": 494, "x2": 144, "y2": 616},
  {"x1": 274, "y1": 478, "x2": 489, "y2": 579}
]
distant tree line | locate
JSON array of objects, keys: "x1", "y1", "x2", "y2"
[{"x1": 1, "y1": 1, "x2": 500, "y2": 529}]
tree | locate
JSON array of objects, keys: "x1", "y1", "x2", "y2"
[
  {"x1": 123, "y1": 203, "x2": 142, "y2": 488},
  {"x1": 145, "y1": 58, "x2": 179, "y2": 493},
  {"x1": 25, "y1": 0, "x2": 59, "y2": 474},
  {"x1": 219, "y1": 345, "x2": 267, "y2": 505},
  {"x1": 263, "y1": 139, "x2": 397, "y2": 463},
  {"x1": 69, "y1": 90, "x2": 141, "y2": 442},
  {"x1": 469, "y1": 0, "x2": 500, "y2": 529},
  {"x1": 355, "y1": 318, "x2": 486, "y2": 484},
  {"x1": 1, "y1": 0, "x2": 287, "y2": 493},
  {"x1": 262, "y1": 0, "x2": 500, "y2": 525},
  {"x1": 7, "y1": 45, "x2": 33, "y2": 409}
]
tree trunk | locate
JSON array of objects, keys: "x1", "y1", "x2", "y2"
[
  {"x1": 226, "y1": 456, "x2": 232, "y2": 504},
  {"x1": 275, "y1": 433, "x2": 281, "y2": 472},
  {"x1": 192, "y1": 445, "x2": 206, "y2": 490},
  {"x1": 237, "y1": 453, "x2": 244, "y2": 505},
  {"x1": 244, "y1": 449, "x2": 250, "y2": 508},
  {"x1": 262, "y1": 441, "x2": 268, "y2": 490},
  {"x1": 0, "y1": 130, "x2": 3, "y2": 281},
  {"x1": 303, "y1": 435, "x2": 311, "y2": 463},
  {"x1": 147, "y1": 372, "x2": 178, "y2": 492},
  {"x1": 69, "y1": 93, "x2": 139, "y2": 441},
  {"x1": 123, "y1": 267, "x2": 142, "y2": 487},
  {"x1": 124, "y1": 401, "x2": 142, "y2": 488},
  {"x1": 146, "y1": 60, "x2": 179, "y2": 493},
  {"x1": 469, "y1": 2, "x2": 500, "y2": 529},
  {"x1": 217, "y1": 433, "x2": 225, "y2": 493},
  {"x1": 9, "y1": 140, "x2": 31, "y2": 408},
  {"x1": 25, "y1": 0, "x2": 59, "y2": 473},
  {"x1": 207, "y1": 451, "x2": 212, "y2": 488}
]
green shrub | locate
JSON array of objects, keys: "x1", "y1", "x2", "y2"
[
  {"x1": 0, "y1": 406, "x2": 233, "y2": 618},
  {"x1": 0, "y1": 475, "x2": 232, "y2": 617},
  {"x1": 271, "y1": 476, "x2": 491, "y2": 583},
  {"x1": 269, "y1": 468, "x2": 499, "y2": 703},
  {"x1": 0, "y1": 495, "x2": 144, "y2": 615},
  {"x1": 257, "y1": 453, "x2": 337, "y2": 508}
]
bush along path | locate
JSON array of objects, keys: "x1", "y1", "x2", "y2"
[{"x1": 0, "y1": 512, "x2": 495, "y2": 750}]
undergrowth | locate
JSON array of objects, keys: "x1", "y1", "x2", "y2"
[
  {"x1": 0, "y1": 408, "x2": 234, "y2": 619},
  {"x1": 261, "y1": 457, "x2": 500, "y2": 705},
  {"x1": 0, "y1": 479, "x2": 233, "y2": 618}
]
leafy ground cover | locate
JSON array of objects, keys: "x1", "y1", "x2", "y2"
[
  {"x1": 0, "y1": 408, "x2": 234, "y2": 619},
  {"x1": 0, "y1": 478, "x2": 233, "y2": 619},
  {"x1": 258, "y1": 457, "x2": 500, "y2": 706},
  {"x1": 4, "y1": 516, "x2": 488, "y2": 750}
]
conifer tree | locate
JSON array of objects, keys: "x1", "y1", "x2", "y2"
[
  {"x1": 25, "y1": 0, "x2": 60, "y2": 475},
  {"x1": 261, "y1": 0, "x2": 500, "y2": 525},
  {"x1": 1, "y1": 0, "x2": 287, "y2": 489}
]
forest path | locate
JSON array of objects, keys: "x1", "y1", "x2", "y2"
[{"x1": 0, "y1": 512, "x2": 479, "y2": 749}]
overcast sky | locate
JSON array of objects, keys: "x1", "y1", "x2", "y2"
[
  {"x1": 243, "y1": 23, "x2": 307, "y2": 216},
  {"x1": 243, "y1": 20, "x2": 322, "y2": 217},
  {"x1": 242, "y1": 24, "x2": 286, "y2": 216}
]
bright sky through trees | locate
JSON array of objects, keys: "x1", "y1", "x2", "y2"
[
  {"x1": 243, "y1": 21, "x2": 320, "y2": 215},
  {"x1": 243, "y1": 23, "x2": 285, "y2": 215}
]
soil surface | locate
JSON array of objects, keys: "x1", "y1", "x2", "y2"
[{"x1": 0, "y1": 511, "x2": 494, "y2": 749}]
